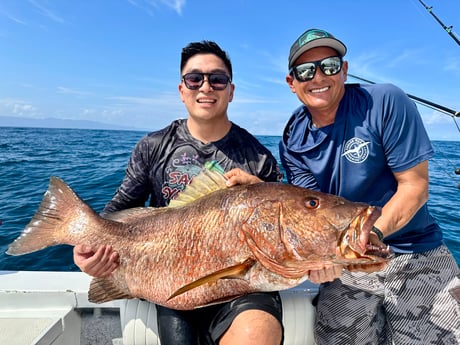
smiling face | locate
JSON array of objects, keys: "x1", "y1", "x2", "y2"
[
  {"x1": 179, "y1": 53, "x2": 235, "y2": 125},
  {"x1": 286, "y1": 47, "x2": 348, "y2": 126}
]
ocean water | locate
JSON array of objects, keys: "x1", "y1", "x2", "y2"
[{"x1": 0, "y1": 127, "x2": 459, "y2": 271}]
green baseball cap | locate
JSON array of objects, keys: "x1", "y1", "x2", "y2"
[{"x1": 288, "y1": 28, "x2": 347, "y2": 68}]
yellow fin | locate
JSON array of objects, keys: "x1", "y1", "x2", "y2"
[
  {"x1": 168, "y1": 161, "x2": 228, "y2": 208},
  {"x1": 167, "y1": 258, "x2": 256, "y2": 301}
]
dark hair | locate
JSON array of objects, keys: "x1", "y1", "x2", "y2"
[{"x1": 180, "y1": 40, "x2": 233, "y2": 80}]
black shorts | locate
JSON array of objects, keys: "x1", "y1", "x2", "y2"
[{"x1": 156, "y1": 291, "x2": 283, "y2": 345}]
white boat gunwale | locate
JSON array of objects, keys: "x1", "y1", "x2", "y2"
[{"x1": 0, "y1": 270, "x2": 319, "y2": 345}]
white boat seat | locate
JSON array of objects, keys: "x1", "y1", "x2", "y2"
[{"x1": 120, "y1": 283, "x2": 318, "y2": 345}]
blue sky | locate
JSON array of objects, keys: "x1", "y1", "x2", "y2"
[{"x1": 0, "y1": 0, "x2": 459, "y2": 140}]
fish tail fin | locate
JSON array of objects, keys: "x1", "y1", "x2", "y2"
[{"x1": 6, "y1": 176, "x2": 98, "y2": 255}]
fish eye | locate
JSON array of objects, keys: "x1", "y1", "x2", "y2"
[{"x1": 305, "y1": 198, "x2": 319, "y2": 209}]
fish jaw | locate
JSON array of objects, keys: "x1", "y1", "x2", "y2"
[
  {"x1": 239, "y1": 187, "x2": 384, "y2": 279},
  {"x1": 337, "y1": 206, "x2": 392, "y2": 264},
  {"x1": 252, "y1": 189, "x2": 392, "y2": 277}
]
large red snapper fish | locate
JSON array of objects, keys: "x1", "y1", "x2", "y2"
[{"x1": 6, "y1": 163, "x2": 391, "y2": 310}]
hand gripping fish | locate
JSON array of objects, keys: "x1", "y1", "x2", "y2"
[{"x1": 6, "y1": 163, "x2": 391, "y2": 310}]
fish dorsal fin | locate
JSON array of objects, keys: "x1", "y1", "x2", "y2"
[
  {"x1": 103, "y1": 207, "x2": 168, "y2": 223},
  {"x1": 167, "y1": 258, "x2": 256, "y2": 301},
  {"x1": 168, "y1": 161, "x2": 228, "y2": 208},
  {"x1": 104, "y1": 161, "x2": 226, "y2": 221}
]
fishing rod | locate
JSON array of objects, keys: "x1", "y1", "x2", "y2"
[
  {"x1": 417, "y1": 0, "x2": 460, "y2": 46},
  {"x1": 348, "y1": 74, "x2": 460, "y2": 119}
]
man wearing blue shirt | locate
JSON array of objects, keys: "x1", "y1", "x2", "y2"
[{"x1": 280, "y1": 28, "x2": 460, "y2": 345}]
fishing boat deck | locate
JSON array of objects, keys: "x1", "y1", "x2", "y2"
[{"x1": 0, "y1": 270, "x2": 122, "y2": 345}]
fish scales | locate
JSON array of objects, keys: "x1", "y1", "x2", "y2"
[{"x1": 6, "y1": 166, "x2": 391, "y2": 310}]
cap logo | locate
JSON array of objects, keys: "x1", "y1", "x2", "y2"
[
  {"x1": 289, "y1": 28, "x2": 346, "y2": 68},
  {"x1": 298, "y1": 29, "x2": 330, "y2": 48}
]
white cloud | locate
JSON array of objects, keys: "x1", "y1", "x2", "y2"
[
  {"x1": 421, "y1": 109, "x2": 454, "y2": 125},
  {"x1": 0, "y1": 9, "x2": 28, "y2": 25},
  {"x1": 0, "y1": 98, "x2": 39, "y2": 116},
  {"x1": 56, "y1": 86, "x2": 92, "y2": 96},
  {"x1": 28, "y1": 0, "x2": 65, "y2": 23},
  {"x1": 232, "y1": 96, "x2": 279, "y2": 105},
  {"x1": 443, "y1": 56, "x2": 460, "y2": 74},
  {"x1": 126, "y1": 0, "x2": 186, "y2": 16},
  {"x1": 108, "y1": 92, "x2": 180, "y2": 106},
  {"x1": 13, "y1": 103, "x2": 37, "y2": 115},
  {"x1": 160, "y1": 0, "x2": 185, "y2": 15}
]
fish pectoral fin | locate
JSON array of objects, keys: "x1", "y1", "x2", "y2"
[
  {"x1": 167, "y1": 258, "x2": 256, "y2": 301},
  {"x1": 88, "y1": 277, "x2": 133, "y2": 303}
]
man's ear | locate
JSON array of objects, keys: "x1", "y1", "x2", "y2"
[
  {"x1": 228, "y1": 83, "x2": 235, "y2": 103},
  {"x1": 286, "y1": 75, "x2": 296, "y2": 93},
  {"x1": 178, "y1": 83, "x2": 186, "y2": 103}
]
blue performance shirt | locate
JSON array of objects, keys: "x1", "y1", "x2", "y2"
[{"x1": 280, "y1": 83, "x2": 442, "y2": 253}]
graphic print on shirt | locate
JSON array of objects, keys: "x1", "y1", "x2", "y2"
[
  {"x1": 162, "y1": 152, "x2": 202, "y2": 202},
  {"x1": 341, "y1": 137, "x2": 370, "y2": 164}
]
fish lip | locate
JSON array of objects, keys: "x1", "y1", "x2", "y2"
[{"x1": 338, "y1": 206, "x2": 391, "y2": 261}]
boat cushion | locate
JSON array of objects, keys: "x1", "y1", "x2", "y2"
[{"x1": 120, "y1": 286, "x2": 317, "y2": 345}]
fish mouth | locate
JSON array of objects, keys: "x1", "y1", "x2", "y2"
[{"x1": 337, "y1": 206, "x2": 392, "y2": 263}]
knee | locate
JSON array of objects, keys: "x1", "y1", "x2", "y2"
[
  {"x1": 241, "y1": 319, "x2": 282, "y2": 343},
  {"x1": 221, "y1": 310, "x2": 282, "y2": 345}
]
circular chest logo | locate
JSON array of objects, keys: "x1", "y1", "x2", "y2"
[{"x1": 342, "y1": 138, "x2": 370, "y2": 164}]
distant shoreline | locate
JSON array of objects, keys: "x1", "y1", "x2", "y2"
[
  {"x1": 0, "y1": 115, "x2": 145, "y2": 132},
  {"x1": 1, "y1": 116, "x2": 459, "y2": 141}
]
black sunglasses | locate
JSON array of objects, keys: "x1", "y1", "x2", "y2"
[
  {"x1": 182, "y1": 73, "x2": 231, "y2": 90},
  {"x1": 290, "y1": 56, "x2": 343, "y2": 82}
]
